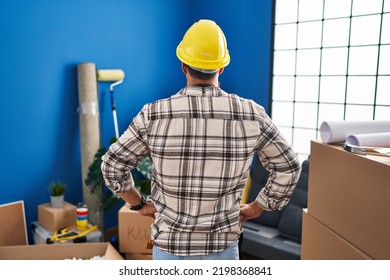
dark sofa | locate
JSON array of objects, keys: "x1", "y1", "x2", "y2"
[{"x1": 240, "y1": 154, "x2": 310, "y2": 260}]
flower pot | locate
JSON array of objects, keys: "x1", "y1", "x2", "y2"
[{"x1": 50, "y1": 195, "x2": 64, "y2": 208}]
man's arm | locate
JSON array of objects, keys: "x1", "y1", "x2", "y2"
[
  {"x1": 101, "y1": 109, "x2": 149, "y2": 197},
  {"x1": 252, "y1": 109, "x2": 302, "y2": 212}
]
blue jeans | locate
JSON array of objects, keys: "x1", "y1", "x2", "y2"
[{"x1": 153, "y1": 240, "x2": 239, "y2": 260}]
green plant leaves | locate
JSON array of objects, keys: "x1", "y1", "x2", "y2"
[
  {"x1": 84, "y1": 142, "x2": 152, "y2": 211},
  {"x1": 48, "y1": 180, "x2": 67, "y2": 196}
]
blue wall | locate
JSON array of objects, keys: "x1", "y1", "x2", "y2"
[
  {"x1": 191, "y1": 0, "x2": 274, "y2": 108},
  {"x1": 0, "y1": 0, "x2": 273, "y2": 244}
]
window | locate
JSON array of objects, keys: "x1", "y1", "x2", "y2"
[{"x1": 272, "y1": 0, "x2": 390, "y2": 162}]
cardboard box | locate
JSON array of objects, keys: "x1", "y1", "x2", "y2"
[
  {"x1": 118, "y1": 204, "x2": 153, "y2": 254},
  {"x1": 30, "y1": 221, "x2": 102, "y2": 244},
  {"x1": 1, "y1": 201, "x2": 122, "y2": 260},
  {"x1": 38, "y1": 201, "x2": 77, "y2": 231},
  {"x1": 125, "y1": 253, "x2": 153, "y2": 260},
  {"x1": 0, "y1": 242, "x2": 123, "y2": 260},
  {"x1": 308, "y1": 140, "x2": 390, "y2": 259},
  {"x1": 301, "y1": 209, "x2": 372, "y2": 260},
  {"x1": 0, "y1": 201, "x2": 28, "y2": 246}
]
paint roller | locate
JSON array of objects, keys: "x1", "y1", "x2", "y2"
[{"x1": 97, "y1": 69, "x2": 125, "y2": 139}]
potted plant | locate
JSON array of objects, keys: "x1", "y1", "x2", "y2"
[
  {"x1": 48, "y1": 180, "x2": 67, "y2": 208},
  {"x1": 85, "y1": 139, "x2": 152, "y2": 212}
]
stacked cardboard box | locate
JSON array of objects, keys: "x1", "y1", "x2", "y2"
[
  {"x1": 301, "y1": 209, "x2": 372, "y2": 260},
  {"x1": 38, "y1": 201, "x2": 77, "y2": 231},
  {"x1": 301, "y1": 140, "x2": 390, "y2": 260},
  {"x1": 118, "y1": 204, "x2": 153, "y2": 260}
]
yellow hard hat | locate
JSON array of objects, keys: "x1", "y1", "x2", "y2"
[{"x1": 176, "y1": 19, "x2": 230, "y2": 71}]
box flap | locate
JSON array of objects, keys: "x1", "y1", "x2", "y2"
[{"x1": 0, "y1": 200, "x2": 27, "y2": 246}]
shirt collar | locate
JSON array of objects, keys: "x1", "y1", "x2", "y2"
[{"x1": 180, "y1": 86, "x2": 224, "y2": 97}]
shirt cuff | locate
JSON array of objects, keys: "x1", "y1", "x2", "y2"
[{"x1": 107, "y1": 172, "x2": 135, "y2": 193}]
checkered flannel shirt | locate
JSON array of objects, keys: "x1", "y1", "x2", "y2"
[{"x1": 101, "y1": 86, "x2": 302, "y2": 256}]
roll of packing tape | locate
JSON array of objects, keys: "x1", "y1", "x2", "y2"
[
  {"x1": 79, "y1": 102, "x2": 99, "y2": 115},
  {"x1": 76, "y1": 202, "x2": 88, "y2": 231}
]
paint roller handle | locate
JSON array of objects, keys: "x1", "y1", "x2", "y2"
[
  {"x1": 112, "y1": 109, "x2": 119, "y2": 139},
  {"x1": 110, "y1": 91, "x2": 116, "y2": 111},
  {"x1": 110, "y1": 90, "x2": 119, "y2": 138}
]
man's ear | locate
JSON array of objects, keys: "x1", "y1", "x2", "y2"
[
  {"x1": 182, "y1": 63, "x2": 188, "y2": 74},
  {"x1": 218, "y1": 68, "x2": 224, "y2": 74}
]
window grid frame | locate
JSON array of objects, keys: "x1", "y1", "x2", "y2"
[{"x1": 271, "y1": 0, "x2": 390, "y2": 160}]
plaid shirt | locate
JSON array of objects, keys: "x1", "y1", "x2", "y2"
[{"x1": 101, "y1": 86, "x2": 301, "y2": 256}]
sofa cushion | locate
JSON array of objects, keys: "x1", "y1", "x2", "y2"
[
  {"x1": 253, "y1": 210, "x2": 282, "y2": 228},
  {"x1": 277, "y1": 158, "x2": 309, "y2": 242},
  {"x1": 240, "y1": 155, "x2": 310, "y2": 259},
  {"x1": 246, "y1": 154, "x2": 282, "y2": 227},
  {"x1": 277, "y1": 203, "x2": 303, "y2": 242},
  {"x1": 246, "y1": 155, "x2": 309, "y2": 231},
  {"x1": 250, "y1": 154, "x2": 269, "y2": 186},
  {"x1": 241, "y1": 221, "x2": 301, "y2": 260},
  {"x1": 296, "y1": 159, "x2": 309, "y2": 192},
  {"x1": 288, "y1": 187, "x2": 307, "y2": 207}
]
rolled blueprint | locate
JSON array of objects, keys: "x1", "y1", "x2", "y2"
[
  {"x1": 346, "y1": 132, "x2": 390, "y2": 147},
  {"x1": 77, "y1": 62, "x2": 104, "y2": 235},
  {"x1": 320, "y1": 120, "x2": 390, "y2": 144}
]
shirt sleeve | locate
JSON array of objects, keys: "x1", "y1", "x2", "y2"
[
  {"x1": 253, "y1": 109, "x2": 302, "y2": 211},
  {"x1": 101, "y1": 107, "x2": 150, "y2": 193}
]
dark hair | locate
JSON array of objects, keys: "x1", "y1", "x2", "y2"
[{"x1": 185, "y1": 64, "x2": 218, "y2": 80}]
